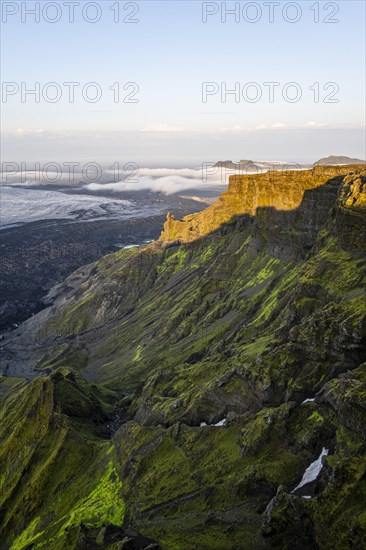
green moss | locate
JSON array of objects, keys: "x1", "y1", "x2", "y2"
[
  {"x1": 308, "y1": 411, "x2": 324, "y2": 424},
  {"x1": 11, "y1": 459, "x2": 124, "y2": 550},
  {"x1": 0, "y1": 371, "x2": 124, "y2": 549},
  {"x1": 0, "y1": 376, "x2": 26, "y2": 399},
  {"x1": 157, "y1": 246, "x2": 189, "y2": 275}
]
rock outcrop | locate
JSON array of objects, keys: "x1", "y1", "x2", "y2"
[{"x1": 160, "y1": 165, "x2": 364, "y2": 243}]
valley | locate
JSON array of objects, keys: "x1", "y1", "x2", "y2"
[{"x1": 0, "y1": 166, "x2": 365, "y2": 549}]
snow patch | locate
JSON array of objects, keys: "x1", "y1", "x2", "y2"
[
  {"x1": 213, "y1": 418, "x2": 226, "y2": 427},
  {"x1": 200, "y1": 418, "x2": 226, "y2": 427},
  {"x1": 292, "y1": 448, "x2": 329, "y2": 494},
  {"x1": 302, "y1": 398, "x2": 315, "y2": 404}
]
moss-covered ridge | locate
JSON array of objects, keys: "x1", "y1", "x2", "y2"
[
  {"x1": 0, "y1": 166, "x2": 365, "y2": 549},
  {"x1": 0, "y1": 368, "x2": 125, "y2": 549}
]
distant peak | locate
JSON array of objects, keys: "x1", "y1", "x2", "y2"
[{"x1": 314, "y1": 155, "x2": 366, "y2": 166}]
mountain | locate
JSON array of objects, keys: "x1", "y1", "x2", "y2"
[
  {"x1": 314, "y1": 155, "x2": 366, "y2": 166},
  {"x1": 214, "y1": 160, "x2": 237, "y2": 168},
  {"x1": 214, "y1": 160, "x2": 259, "y2": 170},
  {"x1": 0, "y1": 166, "x2": 365, "y2": 549},
  {"x1": 160, "y1": 165, "x2": 364, "y2": 244}
]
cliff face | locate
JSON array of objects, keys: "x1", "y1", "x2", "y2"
[
  {"x1": 0, "y1": 167, "x2": 365, "y2": 550},
  {"x1": 335, "y1": 169, "x2": 366, "y2": 253},
  {"x1": 339, "y1": 170, "x2": 366, "y2": 207},
  {"x1": 160, "y1": 165, "x2": 364, "y2": 243},
  {"x1": 254, "y1": 168, "x2": 366, "y2": 259}
]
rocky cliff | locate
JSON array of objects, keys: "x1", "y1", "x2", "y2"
[
  {"x1": 0, "y1": 166, "x2": 365, "y2": 549},
  {"x1": 160, "y1": 165, "x2": 363, "y2": 243}
]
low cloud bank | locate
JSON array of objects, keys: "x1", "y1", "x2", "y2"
[
  {"x1": 87, "y1": 175, "x2": 225, "y2": 195},
  {"x1": 1, "y1": 166, "x2": 233, "y2": 195}
]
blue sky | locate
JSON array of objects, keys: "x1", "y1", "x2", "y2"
[{"x1": 1, "y1": 0, "x2": 365, "y2": 164}]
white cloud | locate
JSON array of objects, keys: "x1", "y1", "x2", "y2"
[
  {"x1": 122, "y1": 167, "x2": 212, "y2": 179},
  {"x1": 86, "y1": 175, "x2": 223, "y2": 195},
  {"x1": 1, "y1": 166, "x2": 228, "y2": 194},
  {"x1": 218, "y1": 125, "x2": 243, "y2": 134},
  {"x1": 14, "y1": 128, "x2": 64, "y2": 140},
  {"x1": 140, "y1": 124, "x2": 184, "y2": 133},
  {"x1": 306, "y1": 121, "x2": 326, "y2": 128},
  {"x1": 254, "y1": 122, "x2": 285, "y2": 130}
]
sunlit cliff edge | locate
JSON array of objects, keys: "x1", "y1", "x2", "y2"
[{"x1": 160, "y1": 165, "x2": 366, "y2": 243}]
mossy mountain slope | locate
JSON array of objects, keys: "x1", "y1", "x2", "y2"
[
  {"x1": 0, "y1": 368, "x2": 126, "y2": 550},
  {"x1": 1, "y1": 167, "x2": 365, "y2": 549}
]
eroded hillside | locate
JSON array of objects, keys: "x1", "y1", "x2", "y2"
[{"x1": 0, "y1": 167, "x2": 365, "y2": 550}]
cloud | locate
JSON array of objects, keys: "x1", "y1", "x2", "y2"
[
  {"x1": 306, "y1": 121, "x2": 327, "y2": 128},
  {"x1": 86, "y1": 164, "x2": 270, "y2": 195},
  {"x1": 122, "y1": 167, "x2": 212, "y2": 179},
  {"x1": 86, "y1": 175, "x2": 224, "y2": 195},
  {"x1": 218, "y1": 125, "x2": 243, "y2": 134},
  {"x1": 141, "y1": 124, "x2": 184, "y2": 133},
  {"x1": 1, "y1": 166, "x2": 229, "y2": 193},
  {"x1": 254, "y1": 122, "x2": 286, "y2": 130},
  {"x1": 14, "y1": 128, "x2": 64, "y2": 140}
]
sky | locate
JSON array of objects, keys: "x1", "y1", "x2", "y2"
[{"x1": 1, "y1": 0, "x2": 365, "y2": 165}]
